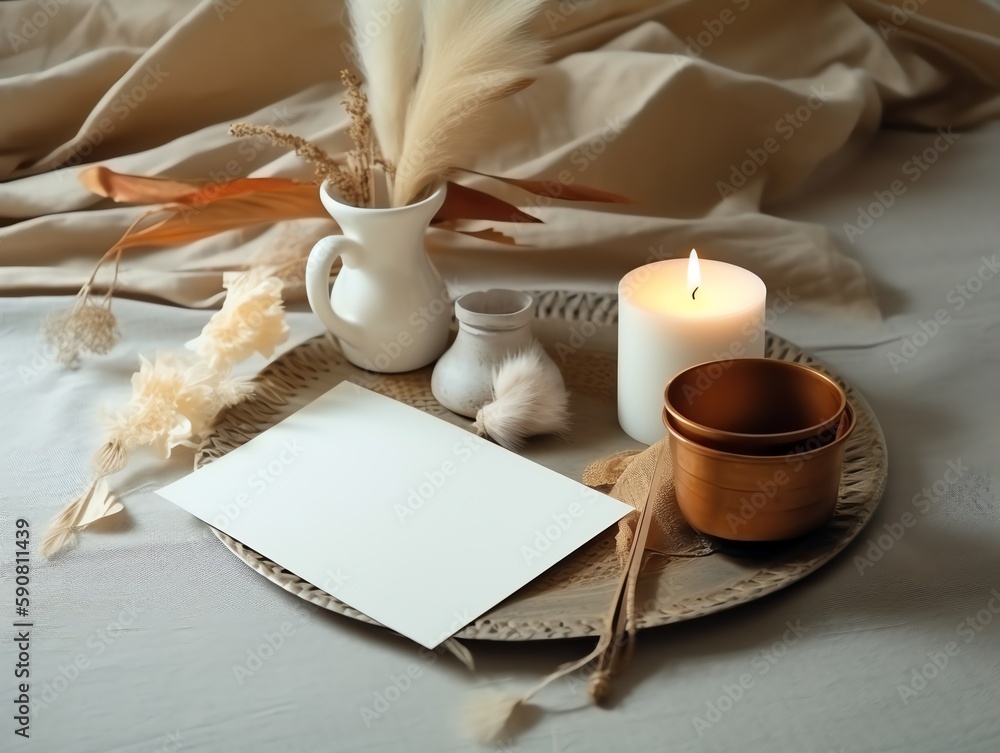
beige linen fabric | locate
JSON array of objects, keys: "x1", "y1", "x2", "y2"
[
  {"x1": 583, "y1": 442, "x2": 715, "y2": 567},
  {"x1": 0, "y1": 0, "x2": 998, "y2": 312}
]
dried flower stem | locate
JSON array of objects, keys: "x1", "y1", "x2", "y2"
[
  {"x1": 94, "y1": 438, "x2": 129, "y2": 476},
  {"x1": 340, "y1": 69, "x2": 375, "y2": 207},
  {"x1": 80, "y1": 208, "x2": 162, "y2": 294},
  {"x1": 43, "y1": 275, "x2": 290, "y2": 558},
  {"x1": 230, "y1": 68, "x2": 390, "y2": 208},
  {"x1": 228, "y1": 123, "x2": 364, "y2": 206},
  {"x1": 43, "y1": 208, "x2": 171, "y2": 366}
]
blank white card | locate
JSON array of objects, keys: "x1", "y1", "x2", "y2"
[{"x1": 158, "y1": 383, "x2": 631, "y2": 648}]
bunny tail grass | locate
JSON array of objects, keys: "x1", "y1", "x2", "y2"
[
  {"x1": 462, "y1": 638, "x2": 610, "y2": 744},
  {"x1": 463, "y1": 689, "x2": 526, "y2": 744},
  {"x1": 474, "y1": 342, "x2": 569, "y2": 451}
]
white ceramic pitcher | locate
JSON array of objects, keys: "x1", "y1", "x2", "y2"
[{"x1": 305, "y1": 180, "x2": 451, "y2": 373}]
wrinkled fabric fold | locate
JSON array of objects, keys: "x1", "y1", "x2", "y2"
[{"x1": 1, "y1": 0, "x2": 997, "y2": 314}]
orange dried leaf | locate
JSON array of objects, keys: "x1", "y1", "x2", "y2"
[
  {"x1": 437, "y1": 182, "x2": 541, "y2": 225},
  {"x1": 175, "y1": 178, "x2": 320, "y2": 208},
  {"x1": 112, "y1": 192, "x2": 331, "y2": 250},
  {"x1": 79, "y1": 166, "x2": 321, "y2": 208},
  {"x1": 82, "y1": 167, "x2": 586, "y2": 254},
  {"x1": 452, "y1": 228, "x2": 524, "y2": 245},
  {"x1": 460, "y1": 168, "x2": 633, "y2": 204},
  {"x1": 79, "y1": 167, "x2": 204, "y2": 204}
]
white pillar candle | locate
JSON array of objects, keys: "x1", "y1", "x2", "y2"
[{"x1": 618, "y1": 251, "x2": 767, "y2": 445}]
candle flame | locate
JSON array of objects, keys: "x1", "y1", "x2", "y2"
[{"x1": 688, "y1": 249, "x2": 701, "y2": 299}]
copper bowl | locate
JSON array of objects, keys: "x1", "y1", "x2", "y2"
[
  {"x1": 663, "y1": 404, "x2": 856, "y2": 542},
  {"x1": 664, "y1": 358, "x2": 847, "y2": 454}
]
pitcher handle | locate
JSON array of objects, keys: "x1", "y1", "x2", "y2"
[{"x1": 305, "y1": 235, "x2": 365, "y2": 349}]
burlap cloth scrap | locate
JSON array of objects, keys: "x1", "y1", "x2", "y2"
[{"x1": 583, "y1": 439, "x2": 715, "y2": 567}]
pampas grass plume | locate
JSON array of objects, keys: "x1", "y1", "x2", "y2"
[
  {"x1": 393, "y1": 0, "x2": 547, "y2": 205},
  {"x1": 347, "y1": 0, "x2": 422, "y2": 163}
]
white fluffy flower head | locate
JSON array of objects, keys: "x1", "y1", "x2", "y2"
[
  {"x1": 107, "y1": 352, "x2": 219, "y2": 459},
  {"x1": 191, "y1": 276, "x2": 289, "y2": 370}
]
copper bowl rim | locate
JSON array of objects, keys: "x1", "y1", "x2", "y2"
[
  {"x1": 663, "y1": 358, "x2": 848, "y2": 447},
  {"x1": 663, "y1": 403, "x2": 856, "y2": 463}
]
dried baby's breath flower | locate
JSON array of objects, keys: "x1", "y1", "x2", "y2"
[
  {"x1": 44, "y1": 259, "x2": 291, "y2": 557},
  {"x1": 189, "y1": 276, "x2": 290, "y2": 370},
  {"x1": 211, "y1": 375, "x2": 257, "y2": 413},
  {"x1": 223, "y1": 261, "x2": 307, "y2": 305},
  {"x1": 107, "y1": 352, "x2": 219, "y2": 460},
  {"x1": 43, "y1": 293, "x2": 120, "y2": 368}
]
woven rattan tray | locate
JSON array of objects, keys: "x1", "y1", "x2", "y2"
[{"x1": 196, "y1": 291, "x2": 887, "y2": 642}]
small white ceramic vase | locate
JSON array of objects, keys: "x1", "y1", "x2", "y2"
[
  {"x1": 305, "y1": 180, "x2": 451, "y2": 373},
  {"x1": 431, "y1": 289, "x2": 562, "y2": 418}
]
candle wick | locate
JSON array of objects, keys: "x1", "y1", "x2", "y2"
[{"x1": 691, "y1": 286, "x2": 699, "y2": 301}]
